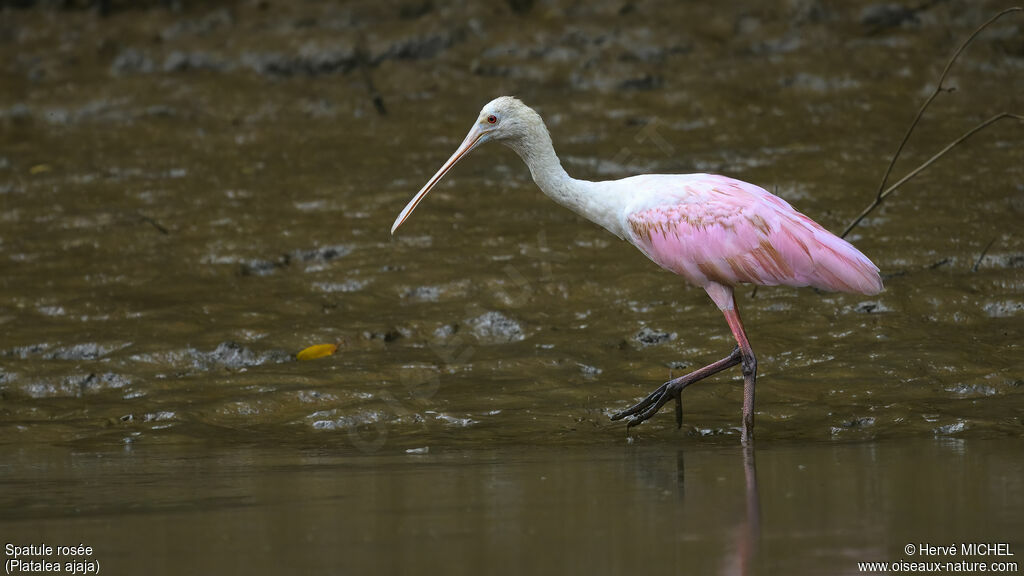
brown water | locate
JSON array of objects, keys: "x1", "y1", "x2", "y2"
[
  {"x1": 1, "y1": 1, "x2": 1022, "y2": 573},
  {"x1": 0, "y1": 440, "x2": 1021, "y2": 575}
]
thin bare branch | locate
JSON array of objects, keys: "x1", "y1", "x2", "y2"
[
  {"x1": 872, "y1": 7, "x2": 1020, "y2": 198},
  {"x1": 841, "y1": 6, "x2": 1023, "y2": 239},
  {"x1": 841, "y1": 113, "x2": 1023, "y2": 238},
  {"x1": 972, "y1": 237, "x2": 997, "y2": 272}
]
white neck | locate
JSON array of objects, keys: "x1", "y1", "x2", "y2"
[{"x1": 503, "y1": 121, "x2": 626, "y2": 239}]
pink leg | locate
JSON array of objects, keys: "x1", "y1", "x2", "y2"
[
  {"x1": 611, "y1": 282, "x2": 757, "y2": 443},
  {"x1": 709, "y1": 282, "x2": 757, "y2": 443},
  {"x1": 723, "y1": 307, "x2": 757, "y2": 443}
]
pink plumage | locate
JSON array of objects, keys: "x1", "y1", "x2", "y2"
[{"x1": 622, "y1": 173, "x2": 883, "y2": 296}]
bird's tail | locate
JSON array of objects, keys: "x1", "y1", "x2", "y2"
[{"x1": 805, "y1": 227, "x2": 884, "y2": 295}]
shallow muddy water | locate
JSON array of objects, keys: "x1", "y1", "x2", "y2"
[
  {"x1": 2, "y1": 439, "x2": 1023, "y2": 575},
  {"x1": 0, "y1": 0, "x2": 1022, "y2": 572}
]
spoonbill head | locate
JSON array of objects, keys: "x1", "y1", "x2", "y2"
[{"x1": 391, "y1": 97, "x2": 544, "y2": 235}]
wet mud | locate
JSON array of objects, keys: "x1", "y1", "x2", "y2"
[{"x1": 0, "y1": 0, "x2": 1021, "y2": 449}]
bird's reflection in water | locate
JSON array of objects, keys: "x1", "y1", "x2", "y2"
[
  {"x1": 734, "y1": 446, "x2": 760, "y2": 576},
  {"x1": 627, "y1": 443, "x2": 760, "y2": 576}
]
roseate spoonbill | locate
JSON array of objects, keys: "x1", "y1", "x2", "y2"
[{"x1": 391, "y1": 97, "x2": 882, "y2": 443}]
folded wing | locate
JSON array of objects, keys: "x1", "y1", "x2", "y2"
[{"x1": 623, "y1": 174, "x2": 882, "y2": 295}]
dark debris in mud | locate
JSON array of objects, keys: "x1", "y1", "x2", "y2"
[
  {"x1": 109, "y1": 48, "x2": 154, "y2": 76},
  {"x1": 361, "y1": 329, "x2": 403, "y2": 343},
  {"x1": 240, "y1": 245, "x2": 352, "y2": 276},
  {"x1": 163, "y1": 50, "x2": 233, "y2": 73},
  {"x1": 468, "y1": 311, "x2": 525, "y2": 344},
  {"x1": 190, "y1": 341, "x2": 293, "y2": 370},
  {"x1": 42, "y1": 343, "x2": 127, "y2": 361},
  {"x1": 2, "y1": 0, "x2": 1023, "y2": 445},
  {"x1": 3, "y1": 371, "x2": 132, "y2": 400},
  {"x1": 634, "y1": 327, "x2": 677, "y2": 348},
  {"x1": 852, "y1": 300, "x2": 891, "y2": 314},
  {"x1": 240, "y1": 258, "x2": 285, "y2": 277},
  {"x1": 159, "y1": 7, "x2": 234, "y2": 40},
  {"x1": 240, "y1": 47, "x2": 357, "y2": 77},
  {"x1": 842, "y1": 416, "x2": 876, "y2": 429},
  {"x1": 859, "y1": 2, "x2": 935, "y2": 34},
  {"x1": 402, "y1": 285, "x2": 442, "y2": 302}
]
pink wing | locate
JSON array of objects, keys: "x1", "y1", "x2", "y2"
[{"x1": 624, "y1": 174, "x2": 883, "y2": 295}]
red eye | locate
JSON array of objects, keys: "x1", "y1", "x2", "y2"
[{"x1": 487, "y1": 115, "x2": 497, "y2": 124}]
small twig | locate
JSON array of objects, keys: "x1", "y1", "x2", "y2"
[
  {"x1": 139, "y1": 213, "x2": 169, "y2": 235},
  {"x1": 972, "y1": 237, "x2": 997, "y2": 272},
  {"x1": 355, "y1": 38, "x2": 387, "y2": 116},
  {"x1": 873, "y1": 7, "x2": 1020, "y2": 198},
  {"x1": 841, "y1": 6, "x2": 1023, "y2": 239},
  {"x1": 842, "y1": 112, "x2": 1023, "y2": 238}
]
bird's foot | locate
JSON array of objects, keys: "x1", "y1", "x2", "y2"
[
  {"x1": 610, "y1": 347, "x2": 742, "y2": 430},
  {"x1": 610, "y1": 375, "x2": 689, "y2": 429}
]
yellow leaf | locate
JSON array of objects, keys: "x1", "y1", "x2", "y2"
[
  {"x1": 29, "y1": 164, "x2": 52, "y2": 175},
  {"x1": 296, "y1": 343, "x2": 338, "y2": 361}
]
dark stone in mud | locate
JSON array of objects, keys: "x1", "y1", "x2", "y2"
[
  {"x1": 7, "y1": 371, "x2": 131, "y2": 399},
  {"x1": 19, "y1": 380, "x2": 76, "y2": 399},
  {"x1": 618, "y1": 74, "x2": 662, "y2": 91},
  {"x1": 144, "y1": 105, "x2": 176, "y2": 117},
  {"x1": 46, "y1": 342, "x2": 119, "y2": 361},
  {"x1": 240, "y1": 258, "x2": 284, "y2": 276},
  {"x1": 982, "y1": 300, "x2": 1023, "y2": 318},
  {"x1": 110, "y1": 48, "x2": 154, "y2": 76},
  {"x1": 468, "y1": 311, "x2": 525, "y2": 344},
  {"x1": 853, "y1": 301, "x2": 890, "y2": 314},
  {"x1": 507, "y1": 0, "x2": 533, "y2": 14},
  {"x1": 634, "y1": 327, "x2": 677, "y2": 347},
  {"x1": 995, "y1": 27, "x2": 1024, "y2": 58},
  {"x1": 300, "y1": 98, "x2": 336, "y2": 119},
  {"x1": 79, "y1": 372, "x2": 132, "y2": 393},
  {"x1": 193, "y1": 341, "x2": 292, "y2": 369},
  {"x1": 240, "y1": 52, "x2": 291, "y2": 76},
  {"x1": 2, "y1": 343, "x2": 49, "y2": 359},
  {"x1": 747, "y1": 33, "x2": 802, "y2": 55},
  {"x1": 859, "y1": 3, "x2": 917, "y2": 31},
  {"x1": 934, "y1": 421, "x2": 967, "y2": 435},
  {"x1": 0, "y1": 371, "x2": 14, "y2": 399},
  {"x1": 206, "y1": 341, "x2": 258, "y2": 367},
  {"x1": 469, "y1": 61, "x2": 516, "y2": 78},
  {"x1": 240, "y1": 244, "x2": 351, "y2": 276},
  {"x1": 787, "y1": 0, "x2": 832, "y2": 25},
  {"x1": 0, "y1": 104, "x2": 32, "y2": 127},
  {"x1": 369, "y1": 30, "x2": 462, "y2": 63},
  {"x1": 433, "y1": 323, "x2": 458, "y2": 339},
  {"x1": 842, "y1": 416, "x2": 875, "y2": 428},
  {"x1": 241, "y1": 47, "x2": 357, "y2": 77},
  {"x1": 159, "y1": 8, "x2": 234, "y2": 41},
  {"x1": 291, "y1": 244, "x2": 352, "y2": 263},
  {"x1": 163, "y1": 51, "x2": 233, "y2": 73},
  {"x1": 402, "y1": 285, "x2": 442, "y2": 302},
  {"x1": 362, "y1": 330, "x2": 402, "y2": 342},
  {"x1": 399, "y1": 1, "x2": 433, "y2": 20},
  {"x1": 983, "y1": 253, "x2": 1024, "y2": 269}
]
